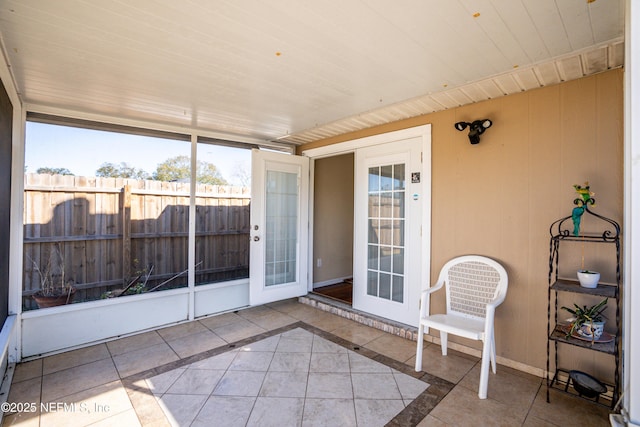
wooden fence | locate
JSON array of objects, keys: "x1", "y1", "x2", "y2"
[{"x1": 23, "y1": 173, "x2": 250, "y2": 309}]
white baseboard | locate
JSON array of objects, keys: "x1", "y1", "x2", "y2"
[{"x1": 423, "y1": 334, "x2": 546, "y2": 378}]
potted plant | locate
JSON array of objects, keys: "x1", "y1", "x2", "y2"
[
  {"x1": 29, "y1": 244, "x2": 76, "y2": 308},
  {"x1": 577, "y1": 269, "x2": 600, "y2": 288},
  {"x1": 561, "y1": 297, "x2": 608, "y2": 342}
]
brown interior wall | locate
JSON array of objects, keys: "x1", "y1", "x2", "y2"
[
  {"x1": 312, "y1": 153, "x2": 354, "y2": 286},
  {"x1": 299, "y1": 69, "x2": 624, "y2": 378}
]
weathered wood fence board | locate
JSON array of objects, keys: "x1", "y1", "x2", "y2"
[{"x1": 23, "y1": 174, "x2": 251, "y2": 309}]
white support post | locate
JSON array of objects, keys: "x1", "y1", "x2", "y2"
[
  {"x1": 188, "y1": 134, "x2": 197, "y2": 321},
  {"x1": 623, "y1": 0, "x2": 640, "y2": 424}
]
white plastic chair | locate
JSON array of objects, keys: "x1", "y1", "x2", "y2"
[{"x1": 415, "y1": 255, "x2": 508, "y2": 399}]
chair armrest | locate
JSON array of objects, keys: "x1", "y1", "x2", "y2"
[
  {"x1": 486, "y1": 286, "x2": 508, "y2": 310},
  {"x1": 418, "y1": 280, "x2": 445, "y2": 317},
  {"x1": 484, "y1": 289, "x2": 507, "y2": 335}
]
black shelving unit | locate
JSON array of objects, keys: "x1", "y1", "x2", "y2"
[{"x1": 546, "y1": 203, "x2": 621, "y2": 407}]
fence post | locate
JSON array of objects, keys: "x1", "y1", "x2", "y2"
[{"x1": 121, "y1": 185, "x2": 131, "y2": 285}]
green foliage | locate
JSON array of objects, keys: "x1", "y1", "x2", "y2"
[
  {"x1": 152, "y1": 155, "x2": 228, "y2": 185},
  {"x1": 36, "y1": 167, "x2": 74, "y2": 176},
  {"x1": 96, "y1": 162, "x2": 150, "y2": 179}
]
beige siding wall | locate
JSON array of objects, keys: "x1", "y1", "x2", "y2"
[
  {"x1": 300, "y1": 69, "x2": 624, "y2": 378},
  {"x1": 312, "y1": 153, "x2": 354, "y2": 285}
]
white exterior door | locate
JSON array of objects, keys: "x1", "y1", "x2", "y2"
[
  {"x1": 353, "y1": 138, "x2": 423, "y2": 326},
  {"x1": 249, "y1": 149, "x2": 310, "y2": 305}
]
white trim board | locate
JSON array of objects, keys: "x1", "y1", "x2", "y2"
[{"x1": 302, "y1": 125, "x2": 432, "y2": 159}]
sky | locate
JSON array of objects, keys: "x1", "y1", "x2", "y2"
[{"x1": 25, "y1": 122, "x2": 252, "y2": 186}]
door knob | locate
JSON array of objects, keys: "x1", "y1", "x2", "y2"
[{"x1": 253, "y1": 236, "x2": 260, "y2": 242}]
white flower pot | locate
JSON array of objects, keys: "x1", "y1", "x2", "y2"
[
  {"x1": 577, "y1": 270, "x2": 600, "y2": 288},
  {"x1": 579, "y1": 321, "x2": 605, "y2": 340}
]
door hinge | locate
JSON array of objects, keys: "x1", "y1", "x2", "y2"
[{"x1": 421, "y1": 152, "x2": 423, "y2": 163}]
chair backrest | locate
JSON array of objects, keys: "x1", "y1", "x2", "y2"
[{"x1": 440, "y1": 255, "x2": 508, "y2": 320}]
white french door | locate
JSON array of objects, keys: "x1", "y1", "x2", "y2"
[
  {"x1": 249, "y1": 149, "x2": 310, "y2": 305},
  {"x1": 353, "y1": 138, "x2": 423, "y2": 326}
]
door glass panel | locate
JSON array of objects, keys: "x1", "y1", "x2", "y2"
[
  {"x1": 368, "y1": 245, "x2": 378, "y2": 270},
  {"x1": 392, "y1": 275, "x2": 404, "y2": 302},
  {"x1": 264, "y1": 170, "x2": 297, "y2": 287},
  {"x1": 367, "y1": 270, "x2": 378, "y2": 296},
  {"x1": 366, "y1": 163, "x2": 406, "y2": 302},
  {"x1": 379, "y1": 219, "x2": 392, "y2": 245},
  {"x1": 368, "y1": 167, "x2": 380, "y2": 192},
  {"x1": 380, "y1": 165, "x2": 393, "y2": 190},
  {"x1": 393, "y1": 164, "x2": 405, "y2": 190},
  {"x1": 379, "y1": 273, "x2": 391, "y2": 299}
]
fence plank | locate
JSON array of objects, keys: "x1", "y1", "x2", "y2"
[
  {"x1": 121, "y1": 185, "x2": 131, "y2": 284},
  {"x1": 22, "y1": 174, "x2": 250, "y2": 308}
]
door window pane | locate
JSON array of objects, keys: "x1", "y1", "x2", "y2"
[
  {"x1": 367, "y1": 270, "x2": 378, "y2": 296},
  {"x1": 392, "y1": 275, "x2": 404, "y2": 302},
  {"x1": 366, "y1": 163, "x2": 406, "y2": 303},
  {"x1": 368, "y1": 167, "x2": 380, "y2": 192},
  {"x1": 379, "y1": 273, "x2": 391, "y2": 299},
  {"x1": 264, "y1": 170, "x2": 297, "y2": 287}
]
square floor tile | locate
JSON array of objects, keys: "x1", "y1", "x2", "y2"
[
  {"x1": 352, "y1": 372, "x2": 402, "y2": 399},
  {"x1": 355, "y1": 399, "x2": 406, "y2": 427},
  {"x1": 228, "y1": 350, "x2": 274, "y2": 371},
  {"x1": 212, "y1": 319, "x2": 266, "y2": 342},
  {"x1": 157, "y1": 321, "x2": 209, "y2": 341},
  {"x1": 166, "y1": 330, "x2": 227, "y2": 358},
  {"x1": 43, "y1": 344, "x2": 111, "y2": 375},
  {"x1": 113, "y1": 342, "x2": 179, "y2": 378},
  {"x1": 259, "y1": 371, "x2": 308, "y2": 398},
  {"x1": 11, "y1": 359, "x2": 43, "y2": 383},
  {"x1": 165, "y1": 369, "x2": 224, "y2": 395},
  {"x1": 302, "y1": 398, "x2": 357, "y2": 427},
  {"x1": 310, "y1": 352, "x2": 350, "y2": 373},
  {"x1": 145, "y1": 368, "x2": 185, "y2": 395},
  {"x1": 268, "y1": 352, "x2": 311, "y2": 372},
  {"x1": 191, "y1": 396, "x2": 255, "y2": 427},
  {"x1": 41, "y1": 358, "x2": 119, "y2": 402},
  {"x1": 212, "y1": 370, "x2": 267, "y2": 397},
  {"x1": 157, "y1": 394, "x2": 208, "y2": 426},
  {"x1": 306, "y1": 372, "x2": 353, "y2": 399},
  {"x1": 246, "y1": 397, "x2": 304, "y2": 427},
  {"x1": 106, "y1": 331, "x2": 164, "y2": 356},
  {"x1": 189, "y1": 350, "x2": 237, "y2": 370}
]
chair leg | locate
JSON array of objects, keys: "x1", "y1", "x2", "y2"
[
  {"x1": 490, "y1": 335, "x2": 497, "y2": 374},
  {"x1": 415, "y1": 324, "x2": 424, "y2": 372},
  {"x1": 478, "y1": 337, "x2": 492, "y2": 399},
  {"x1": 440, "y1": 332, "x2": 448, "y2": 356}
]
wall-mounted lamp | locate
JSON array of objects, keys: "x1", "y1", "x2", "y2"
[{"x1": 454, "y1": 119, "x2": 493, "y2": 144}]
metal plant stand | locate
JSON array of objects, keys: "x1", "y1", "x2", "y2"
[{"x1": 546, "y1": 203, "x2": 621, "y2": 407}]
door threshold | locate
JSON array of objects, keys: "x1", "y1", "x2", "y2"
[{"x1": 299, "y1": 294, "x2": 418, "y2": 342}]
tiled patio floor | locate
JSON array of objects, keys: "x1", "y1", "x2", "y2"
[{"x1": 2, "y1": 299, "x2": 612, "y2": 426}]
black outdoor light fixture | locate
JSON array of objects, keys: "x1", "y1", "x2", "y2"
[{"x1": 454, "y1": 119, "x2": 493, "y2": 145}]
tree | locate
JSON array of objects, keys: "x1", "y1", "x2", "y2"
[
  {"x1": 153, "y1": 155, "x2": 228, "y2": 185},
  {"x1": 231, "y1": 161, "x2": 251, "y2": 187},
  {"x1": 36, "y1": 167, "x2": 74, "y2": 176},
  {"x1": 95, "y1": 162, "x2": 149, "y2": 179}
]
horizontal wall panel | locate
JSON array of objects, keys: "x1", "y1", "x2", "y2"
[
  {"x1": 194, "y1": 281, "x2": 249, "y2": 317},
  {"x1": 21, "y1": 290, "x2": 189, "y2": 357}
]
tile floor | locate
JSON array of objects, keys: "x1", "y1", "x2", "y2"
[{"x1": 2, "y1": 299, "x2": 613, "y2": 426}]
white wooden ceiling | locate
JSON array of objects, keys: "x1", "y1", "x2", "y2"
[{"x1": 0, "y1": 0, "x2": 624, "y2": 146}]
